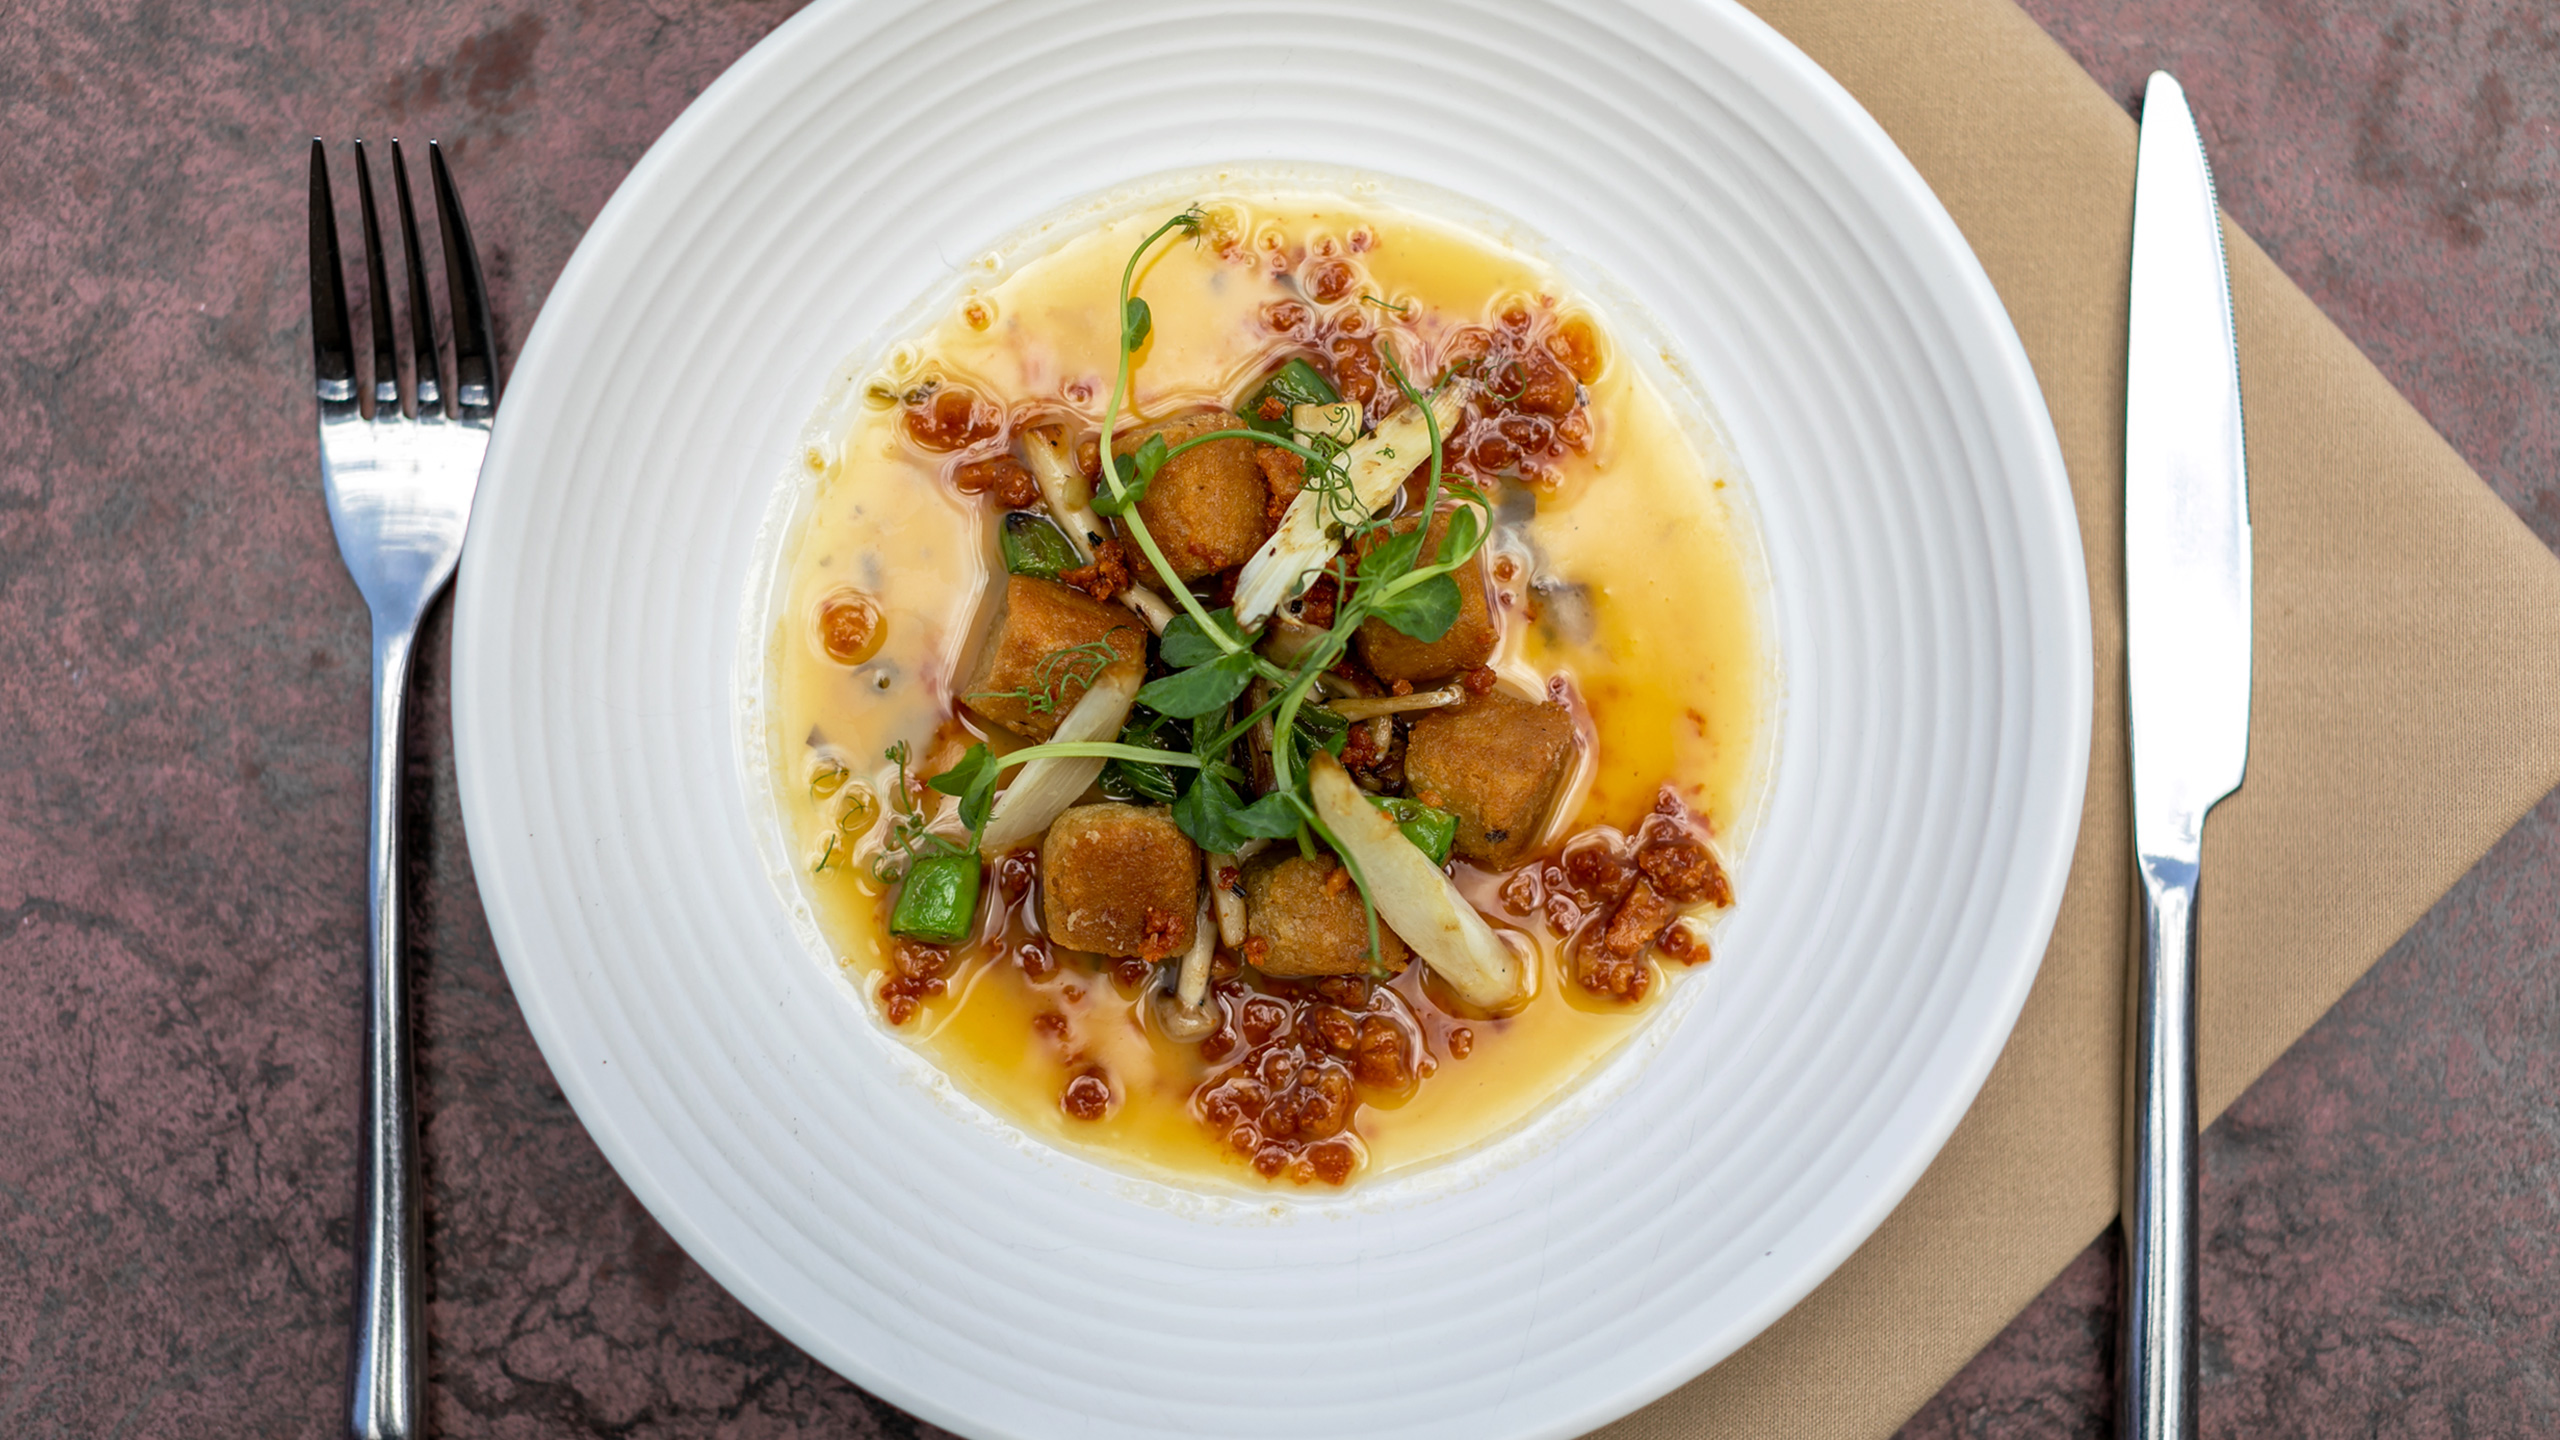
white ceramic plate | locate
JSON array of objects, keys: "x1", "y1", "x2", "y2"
[{"x1": 452, "y1": 2, "x2": 2091, "y2": 1436}]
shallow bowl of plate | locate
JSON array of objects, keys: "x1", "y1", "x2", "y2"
[{"x1": 451, "y1": 1, "x2": 2092, "y2": 1436}]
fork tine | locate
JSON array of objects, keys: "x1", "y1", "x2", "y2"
[
  {"x1": 307, "y1": 139, "x2": 357, "y2": 414},
  {"x1": 352, "y1": 141, "x2": 402, "y2": 418},
  {"x1": 389, "y1": 140, "x2": 444, "y2": 417},
  {"x1": 428, "y1": 142, "x2": 498, "y2": 420}
]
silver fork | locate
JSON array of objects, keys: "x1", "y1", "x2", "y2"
[{"x1": 307, "y1": 135, "x2": 495, "y2": 1440}]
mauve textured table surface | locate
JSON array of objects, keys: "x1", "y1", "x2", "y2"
[{"x1": 3, "y1": 2, "x2": 2554, "y2": 1436}]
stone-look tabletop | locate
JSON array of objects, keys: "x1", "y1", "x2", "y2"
[{"x1": 2, "y1": 2, "x2": 2552, "y2": 1436}]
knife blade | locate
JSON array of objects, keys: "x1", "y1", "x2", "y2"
[{"x1": 2121, "y1": 70, "x2": 2253, "y2": 1440}]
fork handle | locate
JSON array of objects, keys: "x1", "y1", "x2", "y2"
[
  {"x1": 2121, "y1": 850, "x2": 2201, "y2": 1440},
  {"x1": 350, "y1": 617, "x2": 422, "y2": 1440}
]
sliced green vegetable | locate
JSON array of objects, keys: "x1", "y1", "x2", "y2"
[
  {"x1": 1370, "y1": 796, "x2": 1459, "y2": 867},
  {"x1": 1243, "y1": 357, "x2": 1341, "y2": 437},
  {"x1": 890, "y1": 851, "x2": 981, "y2": 943},
  {"x1": 1000, "y1": 511, "x2": 1080, "y2": 578}
]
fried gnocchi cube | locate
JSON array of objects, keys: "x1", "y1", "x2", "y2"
[
  {"x1": 1113, "y1": 408, "x2": 1271, "y2": 579},
  {"x1": 1354, "y1": 510, "x2": 1499, "y2": 685},
  {"x1": 1243, "y1": 853, "x2": 1409, "y2": 978},
  {"x1": 959, "y1": 576, "x2": 1145, "y2": 742},
  {"x1": 1041, "y1": 804, "x2": 1200, "y2": 958},
  {"x1": 1402, "y1": 690, "x2": 1575, "y2": 867}
]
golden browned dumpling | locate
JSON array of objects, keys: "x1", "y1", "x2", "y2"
[
  {"x1": 1041, "y1": 803, "x2": 1200, "y2": 958},
  {"x1": 1354, "y1": 509, "x2": 1498, "y2": 684},
  {"x1": 959, "y1": 577, "x2": 1145, "y2": 741},
  {"x1": 1243, "y1": 852, "x2": 1410, "y2": 978},
  {"x1": 1113, "y1": 408, "x2": 1270, "y2": 579},
  {"x1": 1403, "y1": 690, "x2": 1575, "y2": 867}
]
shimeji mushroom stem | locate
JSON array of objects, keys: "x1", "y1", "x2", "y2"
[
  {"x1": 1019, "y1": 427, "x2": 1174, "y2": 633},
  {"x1": 1152, "y1": 892, "x2": 1219, "y2": 1043}
]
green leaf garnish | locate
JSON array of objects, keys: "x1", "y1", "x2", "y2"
[
  {"x1": 1100, "y1": 708, "x2": 1184, "y2": 804},
  {"x1": 1090, "y1": 433, "x2": 1169, "y2": 517},
  {"x1": 1137, "y1": 650, "x2": 1257, "y2": 719},
  {"x1": 1158, "y1": 607, "x2": 1245, "y2": 667},
  {"x1": 1170, "y1": 770, "x2": 1250, "y2": 852},
  {"x1": 1368, "y1": 571, "x2": 1462, "y2": 641},
  {"x1": 926, "y1": 743, "x2": 1002, "y2": 836}
]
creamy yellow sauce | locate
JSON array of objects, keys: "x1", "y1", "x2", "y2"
[{"x1": 768, "y1": 194, "x2": 1763, "y2": 1188}]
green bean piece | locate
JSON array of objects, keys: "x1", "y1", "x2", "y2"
[
  {"x1": 889, "y1": 851, "x2": 981, "y2": 943},
  {"x1": 1243, "y1": 357, "x2": 1341, "y2": 437},
  {"x1": 1370, "y1": 795, "x2": 1459, "y2": 868},
  {"x1": 1000, "y1": 510, "x2": 1082, "y2": 579}
]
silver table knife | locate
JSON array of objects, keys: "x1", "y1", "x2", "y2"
[{"x1": 2121, "y1": 71, "x2": 2253, "y2": 1440}]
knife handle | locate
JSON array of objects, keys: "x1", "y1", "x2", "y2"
[{"x1": 2122, "y1": 851, "x2": 2201, "y2": 1440}]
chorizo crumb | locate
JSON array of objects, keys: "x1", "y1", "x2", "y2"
[
  {"x1": 1601, "y1": 879, "x2": 1676, "y2": 961},
  {"x1": 1354, "y1": 1015, "x2": 1409, "y2": 1088},
  {"x1": 1293, "y1": 575, "x2": 1337, "y2": 629},
  {"x1": 904, "y1": 385, "x2": 998, "y2": 451},
  {"x1": 878, "y1": 942, "x2": 952, "y2": 1025},
  {"x1": 995, "y1": 850, "x2": 1039, "y2": 902},
  {"x1": 1239, "y1": 994, "x2": 1290, "y2": 1044},
  {"x1": 1461, "y1": 665, "x2": 1499, "y2": 696},
  {"x1": 1659, "y1": 921, "x2": 1709, "y2": 965},
  {"x1": 1061, "y1": 1068, "x2": 1113, "y2": 1121},
  {"x1": 1575, "y1": 946, "x2": 1650, "y2": 1002},
  {"x1": 1561, "y1": 839, "x2": 1636, "y2": 905},
  {"x1": 1139, "y1": 906, "x2": 1186, "y2": 961},
  {"x1": 1306, "y1": 1140, "x2": 1358, "y2": 1186},
  {"x1": 1261, "y1": 1062, "x2": 1354, "y2": 1140},
  {"x1": 1637, "y1": 832, "x2": 1730, "y2": 907},
  {"x1": 1253, "y1": 445, "x2": 1306, "y2": 522},
  {"x1": 1499, "y1": 865, "x2": 1543, "y2": 915},
  {"x1": 1306, "y1": 258, "x2": 1357, "y2": 303},
  {"x1": 1542, "y1": 890, "x2": 1584, "y2": 937},
  {"x1": 1313, "y1": 1005, "x2": 1360, "y2": 1055},
  {"x1": 1057, "y1": 537, "x2": 1132, "y2": 601},
  {"x1": 1314, "y1": 976, "x2": 1372, "y2": 1008}
]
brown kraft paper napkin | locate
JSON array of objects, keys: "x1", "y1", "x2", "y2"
[{"x1": 1594, "y1": 0, "x2": 2560, "y2": 1435}]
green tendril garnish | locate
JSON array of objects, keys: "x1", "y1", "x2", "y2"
[{"x1": 963, "y1": 632, "x2": 1129, "y2": 717}]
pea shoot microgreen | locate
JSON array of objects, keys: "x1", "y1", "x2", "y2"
[{"x1": 963, "y1": 632, "x2": 1130, "y2": 718}]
